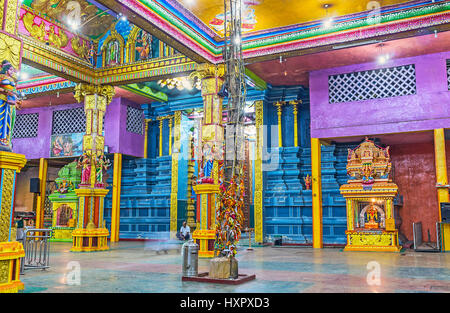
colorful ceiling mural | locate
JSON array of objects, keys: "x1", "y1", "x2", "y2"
[
  {"x1": 177, "y1": 0, "x2": 414, "y2": 35},
  {"x1": 104, "y1": 0, "x2": 449, "y2": 64},
  {"x1": 22, "y1": 0, "x2": 116, "y2": 39}
]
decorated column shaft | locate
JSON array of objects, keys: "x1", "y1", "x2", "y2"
[
  {"x1": 71, "y1": 83, "x2": 114, "y2": 252},
  {"x1": 274, "y1": 101, "x2": 284, "y2": 148},
  {"x1": 289, "y1": 100, "x2": 300, "y2": 148},
  {"x1": 190, "y1": 64, "x2": 225, "y2": 258},
  {"x1": 0, "y1": 0, "x2": 28, "y2": 293}
]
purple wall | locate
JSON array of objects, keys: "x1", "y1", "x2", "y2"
[
  {"x1": 309, "y1": 51, "x2": 450, "y2": 139},
  {"x1": 12, "y1": 97, "x2": 145, "y2": 159}
]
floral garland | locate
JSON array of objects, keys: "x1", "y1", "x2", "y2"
[{"x1": 214, "y1": 162, "x2": 246, "y2": 258}]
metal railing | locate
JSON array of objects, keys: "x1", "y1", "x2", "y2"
[{"x1": 20, "y1": 228, "x2": 52, "y2": 274}]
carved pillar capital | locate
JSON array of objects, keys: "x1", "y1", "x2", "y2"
[
  {"x1": 190, "y1": 63, "x2": 226, "y2": 80},
  {"x1": 74, "y1": 83, "x2": 115, "y2": 105}
]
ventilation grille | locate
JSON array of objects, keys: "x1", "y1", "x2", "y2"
[
  {"x1": 13, "y1": 113, "x2": 39, "y2": 138},
  {"x1": 52, "y1": 107, "x2": 86, "y2": 135},
  {"x1": 126, "y1": 106, "x2": 143, "y2": 135},
  {"x1": 328, "y1": 64, "x2": 417, "y2": 103}
]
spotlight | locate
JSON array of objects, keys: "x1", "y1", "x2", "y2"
[
  {"x1": 118, "y1": 13, "x2": 127, "y2": 22},
  {"x1": 68, "y1": 19, "x2": 80, "y2": 30},
  {"x1": 377, "y1": 54, "x2": 389, "y2": 65},
  {"x1": 323, "y1": 17, "x2": 334, "y2": 29},
  {"x1": 19, "y1": 72, "x2": 29, "y2": 80}
]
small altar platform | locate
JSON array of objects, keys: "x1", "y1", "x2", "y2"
[{"x1": 182, "y1": 272, "x2": 256, "y2": 285}]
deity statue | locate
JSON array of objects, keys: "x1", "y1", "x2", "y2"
[
  {"x1": 95, "y1": 154, "x2": 111, "y2": 185},
  {"x1": 77, "y1": 154, "x2": 91, "y2": 185},
  {"x1": 87, "y1": 43, "x2": 101, "y2": 67},
  {"x1": 56, "y1": 179, "x2": 71, "y2": 194},
  {"x1": 105, "y1": 40, "x2": 120, "y2": 66},
  {"x1": 304, "y1": 174, "x2": 312, "y2": 190},
  {"x1": 136, "y1": 31, "x2": 153, "y2": 61},
  {"x1": 0, "y1": 60, "x2": 22, "y2": 151},
  {"x1": 365, "y1": 203, "x2": 379, "y2": 229},
  {"x1": 200, "y1": 142, "x2": 215, "y2": 184}
]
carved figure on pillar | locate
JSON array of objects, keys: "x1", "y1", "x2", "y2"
[
  {"x1": 77, "y1": 154, "x2": 91, "y2": 185},
  {"x1": 0, "y1": 60, "x2": 22, "y2": 151}
]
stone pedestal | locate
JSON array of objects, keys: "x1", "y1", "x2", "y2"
[{"x1": 209, "y1": 257, "x2": 238, "y2": 279}]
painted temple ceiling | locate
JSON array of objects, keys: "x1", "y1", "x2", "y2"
[
  {"x1": 23, "y1": 0, "x2": 116, "y2": 39},
  {"x1": 15, "y1": 0, "x2": 450, "y2": 100},
  {"x1": 176, "y1": 0, "x2": 414, "y2": 36}
]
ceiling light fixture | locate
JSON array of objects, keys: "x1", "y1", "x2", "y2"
[
  {"x1": 322, "y1": 4, "x2": 334, "y2": 29},
  {"x1": 376, "y1": 43, "x2": 390, "y2": 65},
  {"x1": 19, "y1": 72, "x2": 29, "y2": 80},
  {"x1": 323, "y1": 17, "x2": 334, "y2": 29},
  {"x1": 117, "y1": 13, "x2": 127, "y2": 22}
]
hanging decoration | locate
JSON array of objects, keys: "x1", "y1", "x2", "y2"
[{"x1": 214, "y1": 162, "x2": 245, "y2": 258}]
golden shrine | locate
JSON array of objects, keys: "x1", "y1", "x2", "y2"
[
  {"x1": 340, "y1": 138, "x2": 401, "y2": 252},
  {"x1": 48, "y1": 162, "x2": 80, "y2": 242}
]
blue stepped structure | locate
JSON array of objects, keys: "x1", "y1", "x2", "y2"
[
  {"x1": 262, "y1": 85, "x2": 347, "y2": 245},
  {"x1": 263, "y1": 145, "x2": 347, "y2": 244},
  {"x1": 104, "y1": 155, "x2": 172, "y2": 239},
  {"x1": 101, "y1": 85, "x2": 352, "y2": 243}
]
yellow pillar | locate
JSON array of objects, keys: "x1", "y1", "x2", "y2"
[
  {"x1": 434, "y1": 129, "x2": 450, "y2": 251},
  {"x1": 158, "y1": 118, "x2": 163, "y2": 157},
  {"x1": 170, "y1": 111, "x2": 181, "y2": 239},
  {"x1": 290, "y1": 100, "x2": 300, "y2": 147},
  {"x1": 274, "y1": 101, "x2": 284, "y2": 148},
  {"x1": 190, "y1": 64, "x2": 225, "y2": 258},
  {"x1": 143, "y1": 119, "x2": 151, "y2": 159},
  {"x1": 168, "y1": 117, "x2": 173, "y2": 156},
  {"x1": 110, "y1": 153, "x2": 122, "y2": 242},
  {"x1": 71, "y1": 83, "x2": 114, "y2": 252},
  {"x1": 254, "y1": 100, "x2": 264, "y2": 243},
  {"x1": 35, "y1": 158, "x2": 48, "y2": 229},
  {"x1": 311, "y1": 138, "x2": 323, "y2": 249}
]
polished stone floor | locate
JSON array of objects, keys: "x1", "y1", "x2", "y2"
[{"x1": 19, "y1": 241, "x2": 450, "y2": 293}]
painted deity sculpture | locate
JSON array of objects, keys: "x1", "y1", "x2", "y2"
[
  {"x1": 0, "y1": 60, "x2": 21, "y2": 151},
  {"x1": 48, "y1": 161, "x2": 81, "y2": 241},
  {"x1": 77, "y1": 154, "x2": 91, "y2": 185},
  {"x1": 304, "y1": 174, "x2": 312, "y2": 190},
  {"x1": 95, "y1": 154, "x2": 111, "y2": 186},
  {"x1": 105, "y1": 40, "x2": 120, "y2": 66},
  {"x1": 135, "y1": 30, "x2": 153, "y2": 61}
]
